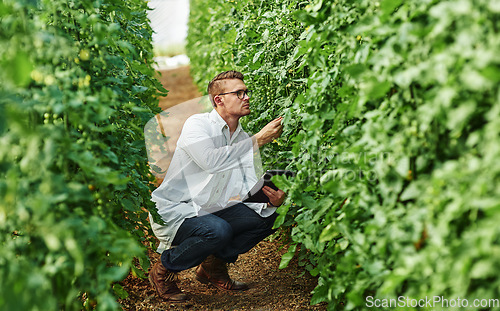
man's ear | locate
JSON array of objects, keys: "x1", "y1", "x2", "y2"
[{"x1": 214, "y1": 95, "x2": 223, "y2": 106}]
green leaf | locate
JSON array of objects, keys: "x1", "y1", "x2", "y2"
[
  {"x1": 337, "y1": 238, "x2": 349, "y2": 251},
  {"x1": 481, "y1": 65, "x2": 500, "y2": 82},
  {"x1": 131, "y1": 265, "x2": 146, "y2": 279},
  {"x1": 3, "y1": 51, "x2": 33, "y2": 87},
  {"x1": 366, "y1": 79, "x2": 392, "y2": 99},
  {"x1": 470, "y1": 260, "x2": 495, "y2": 278},
  {"x1": 319, "y1": 223, "x2": 340, "y2": 243},
  {"x1": 381, "y1": 0, "x2": 403, "y2": 15},
  {"x1": 310, "y1": 278, "x2": 328, "y2": 305},
  {"x1": 279, "y1": 244, "x2": 297, "y2": 269},
  {"x1": 400, "y1": 182, "x2": 420, "y2": 201},
  {"x1": 113, "y1": 284, "x2": 129, "y2": 299},
  {"x1": 273, "y1": 203, "x2": 290, "y2": 229},
  {"x1": 344, "y1": 64, "x2": 366, "y2": 79}
]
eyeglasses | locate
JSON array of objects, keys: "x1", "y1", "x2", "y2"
[{"x1": 217, "y1": 89, "x2": 252, "y2": 99}]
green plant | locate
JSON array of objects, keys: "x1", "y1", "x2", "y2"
[
  {"x1": 0, "y1": 0, "x2": 165, "y2": 309},
  {"x1": 187, "y1": 0, "x2": 500, "y2": 309}
]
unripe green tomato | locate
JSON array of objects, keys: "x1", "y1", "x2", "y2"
[{"x1": 79, "y1": 49, "x2": 90, "y2": 61}]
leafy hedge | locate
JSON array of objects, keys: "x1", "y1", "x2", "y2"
[
  {"x1": 0, "y1": 0, "x2": 164, "y2": 309},
  {"x1": 188, "y1": 0, "x2": 500, "y2": 309}
]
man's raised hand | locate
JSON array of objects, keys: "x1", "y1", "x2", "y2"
[{"x1": 254, "y1": 117, "x2": 283, "y2": 147}]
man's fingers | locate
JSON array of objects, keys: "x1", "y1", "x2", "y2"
[
  {"x1": 262, "y1": 187, "x2": 273, "y2": 200},
  {"x1": 263, "y1": 186, "x2": 286, "y2": 207},
  {"x1": 263, "y1": 186, "x2": 284, "y2": 198},
  {"x1": 262, "y1": 186, "x2": 274, "y2": 195},
  {"x1": 263, "y1": 186, "x2": 277, "y2": 198},
  {"x1": 256, "y1": 117, "x2": 284, "y2": 147},
  {"x1": 272, "y1": 116, "x2": 283, "y2": 125}
]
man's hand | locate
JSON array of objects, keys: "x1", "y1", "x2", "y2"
[
  {"x1": 262, "y1": 186, "x2": 286, "y2": 207},
  {"x1": 253, "y1": 117, "x2": 283, "y2": 147}
]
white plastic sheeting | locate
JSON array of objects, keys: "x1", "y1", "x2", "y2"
[{"x1": 147, "y1": 0, "x2": 189, "y2": 47}]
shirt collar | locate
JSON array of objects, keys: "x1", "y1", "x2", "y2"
[
  {"x1": 209, "y1": 109, "x2": 243, "y2": 135},
  {"x1": 209, "y1": 109, "x2": 227, "y2": 130}
]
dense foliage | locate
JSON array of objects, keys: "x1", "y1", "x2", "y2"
[
  {"x1": 188, "y1": 0, "x2": 500, "y2": 309},
  {"x1": 0, "y1": 0, "x2": 164, "y2": 309}
]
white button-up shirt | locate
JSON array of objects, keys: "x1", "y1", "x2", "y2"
[{"x1": 149, "y1": 109, "x2": 275, "y2": 252}]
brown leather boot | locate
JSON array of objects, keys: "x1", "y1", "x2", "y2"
[
  {"x1": 149, "y1": 261, "x2": 188, "y2": 302},
  {"x1": 195, "y1": 255, "x2": 249, "y2": 291}
]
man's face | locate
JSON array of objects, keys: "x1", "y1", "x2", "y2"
[{"x1": 215, "y1": 79, "x2": 251, "y2": 118}]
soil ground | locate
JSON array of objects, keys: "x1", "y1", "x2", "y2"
[
  {"x1": 118, "y1": 66, "x2": 327, "y2": 310},
  {"x1": 157, "y1": 65, "x2": 202, "y2": 110}
]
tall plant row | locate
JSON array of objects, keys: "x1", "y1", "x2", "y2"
[
  {"x1": 0, "y1": 0, "x2": 164, "y2": 309},
  {"x1": 187, "y1": 0, "x2": 500, "y2": 309}
]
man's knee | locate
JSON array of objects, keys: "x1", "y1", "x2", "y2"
[{"x1": 206, "y1": 219, "x2": 233, "y2": 246}]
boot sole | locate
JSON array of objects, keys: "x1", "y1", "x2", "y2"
[{"x1": 195, "y1": 273, "x2": 249, "y2": 291}]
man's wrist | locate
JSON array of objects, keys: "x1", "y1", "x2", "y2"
[{"x1": 253, "y1": 134, "x2": 264, "y2": 147}]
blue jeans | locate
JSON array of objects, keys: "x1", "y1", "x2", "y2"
[{"x1": 161, "y1": 203, "x2": 277, "y2": 272}]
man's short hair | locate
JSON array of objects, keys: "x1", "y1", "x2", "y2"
[{"x1": 208, "y1": 70, "x2": 244, "y2": 106}]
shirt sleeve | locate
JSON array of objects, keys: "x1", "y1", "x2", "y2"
[{"x1": 177, "y1": 116, "x2": 256, "y2": 174}]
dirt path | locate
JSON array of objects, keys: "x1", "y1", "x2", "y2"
[
  {"x1": 157, "y1": 65, "x2": 202, "y2": 110},
  {"x1": 119, "y1": 66, "x2": 326, "y2": 310}
]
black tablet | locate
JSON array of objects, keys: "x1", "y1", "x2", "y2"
[{"x1": 242, "y1": 169, "x2": 294, "y2": 203}]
